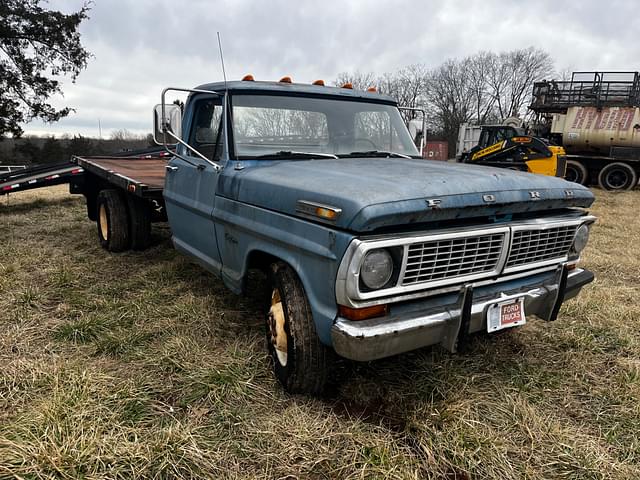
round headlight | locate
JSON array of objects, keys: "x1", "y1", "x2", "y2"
[
  {"x1": 360, "y1": 249, "x2": 393, "y2": 290},
  {"x1": 573, "y1": 224, "x2": 590, "y2": 253}
]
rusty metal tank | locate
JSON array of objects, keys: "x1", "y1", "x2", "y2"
[{"x1": 551, "y1": 106, "x2": 640, "y2": 154}]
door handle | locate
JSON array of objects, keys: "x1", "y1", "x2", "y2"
[{"x1": 165, "y1": 165, "x2": 178, "y2": 172}]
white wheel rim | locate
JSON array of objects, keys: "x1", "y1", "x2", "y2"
[
  {"x1": 99, "y1": 204, "x2": 108, "y2": 240},
  {"x1": 268, "y1": 289, "x2": 288, "y2": 366}
]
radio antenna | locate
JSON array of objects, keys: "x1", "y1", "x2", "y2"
[
  {"x1": 216, "y1": 31, "x2": 231, "y2": 165},
  {"x1": 217, "y1": 32, "x2": 227, "y2": 88}
]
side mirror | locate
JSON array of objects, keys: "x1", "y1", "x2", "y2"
[
  {"x1": 399, "y1": 106, "x2": 427, "y2": 157},
  {"x1": 153, "y1": 104, "x2": 182, "y2": 146}
]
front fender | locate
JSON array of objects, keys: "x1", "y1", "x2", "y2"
[{"x1": 213, "y1": 196, "x2": 353, "y2": 345}]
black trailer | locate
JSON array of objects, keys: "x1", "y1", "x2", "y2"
[{"x1": 0, "y1": 161, "x2": 84, "y2": 195}]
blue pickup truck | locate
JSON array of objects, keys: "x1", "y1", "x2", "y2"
[{"x1": 72, "y1": 78, "x2": 596, "y2": 395}]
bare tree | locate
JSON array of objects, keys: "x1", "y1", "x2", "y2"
[
  {"x1": 467, "y1": 51, "x2": 499, "y2": 125},
  {"x1": 487, "y1": 47, "x2": 554, "y2": 120},
  {"x1": 426, "y1": 59, "x2": 476, "y2": 150},
  {"x1": 333, "y1": 71, "x2": 377, "y2": 91},
  {"x1": 334, "y1": 46, "x2": 555, "y2": 151},
  {"x1": 110, "y1": 129, "x2": 143, "y2": 141},
  {"x1": 375, "y1": 64, "x2": 430, "y2": 124}
]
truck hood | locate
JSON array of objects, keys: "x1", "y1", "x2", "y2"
[{"x1": 219, "y1": 158, "x2": 594, "y2": 232}]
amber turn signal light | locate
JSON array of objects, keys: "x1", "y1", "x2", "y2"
[
  {"x1": 315, "y1": 206, "x2": 339, "y2": 220},
  {"x1": 339, "y1": 304, "x2": 388, "y2": 321}
]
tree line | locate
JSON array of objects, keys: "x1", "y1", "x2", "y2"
[
  {"x1": 0, "y1": 131, "x2": 153, "y2": 166},
  {"x1": 334, "y1": 47, "x2": 555, "y2": 151}
]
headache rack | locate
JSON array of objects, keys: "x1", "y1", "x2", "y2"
[{"x1": 530, "y1": 71, "x2": 640, "y2": 113}]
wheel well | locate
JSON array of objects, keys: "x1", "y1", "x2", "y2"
[
  {"x1": 246, "y1": 250, "x2": 281, "y2": 274},
  {"x1": 242, "y1": 250, "x2": 303, "y2": 295}
]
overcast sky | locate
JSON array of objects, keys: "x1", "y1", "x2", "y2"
[{"x1": 24, "y1": 0, "x2": 640, "y2": 138}]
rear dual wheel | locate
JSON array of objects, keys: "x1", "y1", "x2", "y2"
[
  {"x1": 598, "y1": 162, "x2": 638, "y2": 191},
  {"x1": 96, "y1": 189, "x2": 152, "y2": 252},
  {"x1": 565, "y1": 160, "x2": 588, "y2": 185},
  {"x1": 97, "y1": 190, "x2": 130, "y2": 252},
  {"x1": 127, "y1": 196, "x2": 152, "y2": 250}
]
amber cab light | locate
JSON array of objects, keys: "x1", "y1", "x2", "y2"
[
  {"x1": 312, "y1": 79, "x2": 325, "y2": 86},
  {"x1": 367, "y1": 86, "x2": 377, "y2": 92},
  {"x1": 242, "y1": 74, "x2": 255, "y2": 81},
  {"x1": 339, "y1": 304, "x2": 388, "y2": 321},
  {"x1": 279, "y1": 76, "x2": 292, "y2": 83},
  {"x1": 341, "y1": 82, "x2": 353, "y2": 89}
]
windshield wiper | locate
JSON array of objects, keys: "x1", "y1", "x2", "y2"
[
  {"x1": 340, "y1": 150, "x2": 413, "y2": 159},
  {"x1": 253, "y1": 151, "x2": 338, "y2": 160}
]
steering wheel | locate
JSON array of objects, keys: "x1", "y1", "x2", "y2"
[{"x1": 354, "y1": 137, "x2": 378, "y2": 150}]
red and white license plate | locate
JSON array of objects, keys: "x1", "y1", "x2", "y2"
[{"x1": 487, "y1": 298, "x2": 526, "y2": 333}]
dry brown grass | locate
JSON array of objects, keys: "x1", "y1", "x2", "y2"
[{"x1": 0, "y1": 185, "x2": 639, "y2": 479}]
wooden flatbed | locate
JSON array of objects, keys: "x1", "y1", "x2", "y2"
[{"x1": 72, "y1": 155, "x2": 168, "y2": 198}]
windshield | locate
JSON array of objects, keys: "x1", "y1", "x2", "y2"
[{"x1": 231, "y1": 94, "x2": 420, "y2": 159}]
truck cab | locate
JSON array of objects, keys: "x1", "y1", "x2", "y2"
[{"x1": 146, "y1": 78, "x2": 597, "y2": 395}]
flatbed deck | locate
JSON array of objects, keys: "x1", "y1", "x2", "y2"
[{"x1": 73, "y1": 155, "x2": 167, "y2": 197}]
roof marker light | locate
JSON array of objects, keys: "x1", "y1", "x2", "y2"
[
  {"x1": 341, "y1": 82, "x2": 353, "y2": 89},
  {"x1": 279, "y1": 76, "x2": 292, "y2": 83},
  {"x1": 242, "y1": 74, "x2": 255, "y2": 81},
  {"x1": 312, "y1": 79, "x2": 325, "y2": 86},
  {"x1": 367, "y1": 86, "x2": 377, "y2": 92}
]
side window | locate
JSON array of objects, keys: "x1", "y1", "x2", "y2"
[{"x1": 188, "y1": 98, "x2": 223, "y2": 161}]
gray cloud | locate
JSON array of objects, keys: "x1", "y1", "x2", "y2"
[{"x1": 24, "y1": 0, "x2": 640, "y2": 137}]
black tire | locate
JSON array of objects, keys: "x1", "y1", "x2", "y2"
[
  {"x1": 127, "y1": 196, "x2": 152, "y2": 250},
  {"x1": 96, "y1": 189, "x2": 130, "y2": 252},
  {"x1": 565, "y1": 160, "x2": 588, "y2": 185},
  {"x1": 597, "y1": 162, "x2": 638, "y2": 191},
  {"x1": 266, "y1": 262, "x2": 333, "y2": 395}
]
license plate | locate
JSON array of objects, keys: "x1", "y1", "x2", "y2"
[{"x1": 487, "y1": 298, "x2": 526, "y2": 333}]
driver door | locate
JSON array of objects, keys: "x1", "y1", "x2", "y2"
[{"x1": 164, "y1": 95, "x2": 224, "y2": 273}]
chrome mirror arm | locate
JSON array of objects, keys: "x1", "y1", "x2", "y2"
[
  {"x1": 160, "y1": 87, "x2": 224, "y2": 172},
  {"x1": 164, "y1": 129, "x2": 222, "y2": 172}
]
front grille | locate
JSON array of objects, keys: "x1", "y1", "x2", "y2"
[
  {"x1": 402, "y1": 233, "x2": 505, "y2": 285},
  {"x1": 506, "y1": 225, "x2": 578, "y2": 268}
]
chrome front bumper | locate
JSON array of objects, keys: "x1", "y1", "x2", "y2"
[{"x1": 331, "y1": 267, "x2": 594, "y2": 362}]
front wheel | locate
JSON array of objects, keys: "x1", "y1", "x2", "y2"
[{"x1": 266, "y1": 262, "x2": 333, "y2": 395}]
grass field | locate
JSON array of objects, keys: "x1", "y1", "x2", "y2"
[{"x1": 1, "y1": 185, "x2": 639, "y2": 479}]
